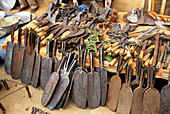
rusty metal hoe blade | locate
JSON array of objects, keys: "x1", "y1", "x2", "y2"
[
  {"x1": 41, "y1": 56, "x2": 66, "y2": 107},
  {"x1": 160, "y1": 74, "x2": 170, "y2": 114},
  {"x1": 87, "y1": 51, "x2": 101, "y2": 109},
  {"x1": 106, "y1": 56, "x2": 122, "y2": 111},
  {"x1": 5, "y1": 25, "x2": 15, "y2": 75},
  {"x1": 117, "y1": 66, "x2": 133, "y2": 114},
  {"x1": 73, "y1": 49, "x2": 87, "y2": 108},
  {"x1": 47, "y1": 58, "x2": 77, "y2": 110},
  {"x1": 142, "y1": 67, "x2": 160, "y2": 114},
  {"x1": 131, "y1": 67, "x2": 146, "y2": 114},
  {"x1": 40, "y1": 39, "x2": 53, "y2": 90},
  {"x1": 21, "y1": 31, "x2": 35, "y2": 85},
  {"x1": 11, "y1": 28, "x2": 25, "y2": 79},
  {"x1": 95, "y1": 47, "x2": 107, "y2": 106}
]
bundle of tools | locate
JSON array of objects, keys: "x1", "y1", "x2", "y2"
[{"x1": 3, "y1": 1, "x2": 170, "y2": 113}]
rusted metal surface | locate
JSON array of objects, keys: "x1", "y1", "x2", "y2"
[
  {"x1": 11, "y1": 28, "x2": 25, "y2": 79},
  {"x1": 40, "y1": 39, "x2": 53, "y2": 90},
  {"x1": 117, "y1": 66, "x2": 133, "y2": 114},
  {"x1": 21, "y1": 31, "x2": 35, "y2": 85},
  {"x1": 87, "y1": 51, "x2": 101, "y2": 109},
  {"x1": 73, "y1": 49, "x2": 87, "y2": 109},
  {"x1": 143, "y1": 67, "x2": 160, "y2": 114},
  {"x1": 41, "y1": 56, "x2": 66, "y2": 107},
  {"x1": 5, "y1": 25, "x2": 15, "y2": 75},
  {"x1": 106, "y1": 56, "x2": 122, "y2": 111},
  {"x1": 95, "y1": 47, "x2": 107, "y2": 106},
  {"x1": 160, "y1": 74, "x2": 170, "y2": 114},
  {"x1": 47, "y1": 58, "x2": 77, "y2": 110},
  {"x1": 31, "y1": 36, "x2": 41, "y2": 88},
  {"x1": 131, "y1": 67, "x2": 146, "y2": 114},
  {"x1": 52, "y1": 38, "x2": 58, "y2": 72}
]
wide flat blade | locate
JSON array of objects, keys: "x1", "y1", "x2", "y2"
[
  {"x1": 31, "y1": 54, "x2": 41, "y2": 88},
  {"x1": 117, "y1": 85, "x2": 133, "y2": 114},
  {"x1": 5, "y1": 42, "x2": 13, "y2": 75},
  {"x1": 41, "y1": 72, "x2": 59, "y2": 106},
  {"x1": 131, "y1": 87, "x2": 144, "y2": 114},
  {"x1": 143, "y1": 88, "x2": 160, "y2": 114},
  {"x1": 96, "y1": 67, "x2": 107, "y2": 106},
  {"x1": 73, "y1": 70, "x2": 87, "y2": 108},
  {"x1": 47, "y1": 76, "x2": 69, "y2": 110},
  {"x1": 106, "y1": 75, "x2": 121, "y2": 111},
  {"x1": 11, "y1": 44, "x2": 25, "y2": 79},
  {"x1": 160, "y1": 85, "x2": 170, "y2": 114},
  {"x1": 21, "y1": 49, "x2": 35, "y2": 85},
  {"x1": 40, "y1": 57, "x2": 52, "y2": 90},
  {"x1": 87, "y1": 72, "x2": 101, "y2": 109}
]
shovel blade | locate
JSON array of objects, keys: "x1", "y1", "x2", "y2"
[
  {"x1": 143, "y1": 89, "x2": 160, "y2": 114},
  {"x1": 117, "y1": 85, "x2": 133, "y2": 114},
  {"x1": 5, "y1": 42, "x2": 13, "y2": 75},
  {"x1": 21, "y1": 49, "x2": 35, "y2": 85},
  {"x1": 11, "y1": 44, "x2": 25, "y2": 79},
  {"x1": 87, "y1": 72, "x2": 101, "y2": 109},
  {"x1": 40, "y1": 57, "x2": 52, "y2": 90},
  {"x1": 73, "y1": 70, "x2": 87, "y2": 109},
  {"x1": 106, "y1": 75, "x2": 121, "y2": 111},
  {"x1": 41, "y1": 72, "x2": 59, "y2": 107},
  {"x1": 31, "y1": 54, "x2": 41, "y2": 88},
  {"x1": 47, "y1": 76, "x2": 69, "y2": 110},
  {"x1": 160, "y1": 85, "x2": 170, "y2": 114},
  {"x1": 131, "y1": 87, "x2": 144, "y2": 114},
  {"x1": 97, "y1": 67, "x2": 107, "y2": 106}
]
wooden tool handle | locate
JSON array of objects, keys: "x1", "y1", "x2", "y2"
[
  {"x1": 119, "y1": 48, "x2": 125, "y2": 56},
  {"x1": 139, "y1": 40, "x2": 148, "y2": 58},
  {"x1": 109, "y1": 58, "x2": 117, "y2": 67},
  {"x1": 152, "y1": 35, "x2": 159, "y2": 67},
  {"x1": 142, "y1": 54, "x2": 150, "y2": 62},
  {"x1": 144, "y1": 59, "x2": 150, "y2": 67},
  {"x1": 128, "y1": 57, "x2": 133, "y2": 66},
  {"x1": 148, "y1": 12, "x2": 156, "y2": 19}
]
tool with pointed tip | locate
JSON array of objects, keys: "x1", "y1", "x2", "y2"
[
  {"x1": 106, "y1": 56, "x2": 122, "y2": 111},
  {"x1": 73, "y1": 49, "x2": 88, "y2": 108},
  {"x1": 21, "y1": 31, "x2": 36, "y2": 85},
  {"x1": 40, "y1": 39, "x2": 53, "y2": 90},
  {"x1": 5, "y1": 25, "x2": 15, "y2": 75},
  {"x1": 131, "y1": 67, "x2": 146, "y2": 114},
  {"x1": 142, "y1": 67, "x2": 160, "y2": 114},
  {"x1": 47, "y1": 58, "x2": 77, "y2": 110},
  {"x1": 87, "y1": 51, "x2": 101, "y2": 109},
  {"x1": 11, "y1": 28, "x2": 25, "y2": 79},
  {"x1": 31, "y1": 36, "x2": 41, "y2": 88},
  {"x1": 117, "y1": 66, "x2": 133, "y2": 114},
  {"x1": 95, "y1": 47, "x2": 107, "y2": 106},
  {"x1": 160, "y1": 74, "x2": 170, "y2": 114},
  {"x1": 41, "y1": 56, "x2": 66, "y2": 107}
]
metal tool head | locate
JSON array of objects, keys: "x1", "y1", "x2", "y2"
[{"x1": 0, "y1": 0, "x2": 16, "y2": 10}]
